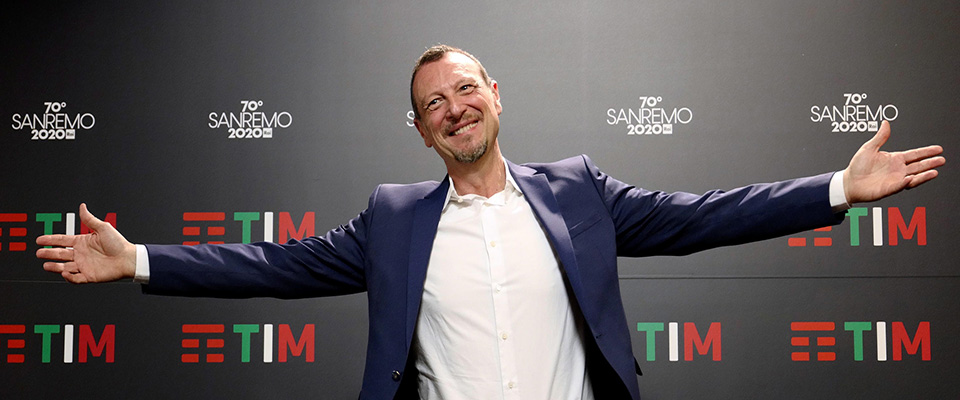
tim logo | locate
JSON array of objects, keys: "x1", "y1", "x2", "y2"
[
  {"x1": 0, "y1": 211, "x2": 117, "y2": 253},
  {"x1": 180, "y1": 211, "x2": 315, "y2": 245},
  {"x1": 636, "y1": 322, "x2": 721, "y2": 361},
  {"x1": 180, "y1": 323, "x2": 315, "y2": 363},
  {"x1": 791, "y1": 321, "x2": 930, "y2": 362},
  {"x1": 0, "y1": 324, "x2": 115, "y2": 364},
  {"x1": 789, "y1": 206, "x2": 925, "y2": 247}
]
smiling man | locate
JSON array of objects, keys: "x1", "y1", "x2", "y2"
[
  {"x1": 412, "y1": 47, "x2": 505, "y2": 196},
  {"x1": 37, "y1": 45, "x2": 944, "y2": 400}
]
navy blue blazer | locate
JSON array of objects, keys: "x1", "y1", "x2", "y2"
[{"x1": 144, "y1": 155, "x2": 843, "y2": 399}]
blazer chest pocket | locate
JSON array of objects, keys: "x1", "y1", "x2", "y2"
[{"x1": 567, "y1": 212, "x2": 604, "y2": 239}]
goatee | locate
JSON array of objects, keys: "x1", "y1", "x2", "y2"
[{"x1": 453, "y1": 140, "x2": 488, "y2": 163}]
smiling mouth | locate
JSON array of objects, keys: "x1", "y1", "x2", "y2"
[{"x1": 448, "y1": 122, "x2": 478, "y2": 137}]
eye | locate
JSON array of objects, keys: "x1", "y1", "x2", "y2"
[
  {"x1": 425, "y1": 98, "x2": 442, "y2": 111},
  {"x1": 459, "y1": 84, "x2": 476, "y2": 92}
]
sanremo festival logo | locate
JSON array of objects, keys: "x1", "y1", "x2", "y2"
[
  {"x1": 810, "y1": 93, "x2": 898, "y2": 133},
  {"x1": 208, "y1": 100, "x2": 293, "y2": 139},
  {"x1": 11, "y1": 101, "x2": 95, "y2": 140},
  {"x1": 607, "y1": 96, "x2": 693, "y2": 136}
]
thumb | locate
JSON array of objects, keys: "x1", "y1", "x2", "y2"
[
  {"x1": 79, "y1": 203, "x2": 107, "y2": 232},
  {"x1": 862, "y1": 120, "x2": 891, "y2": 152}
]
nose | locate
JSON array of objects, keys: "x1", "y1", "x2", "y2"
[{"x1": 445, "y1": 96, "x2": 466, "y2": 121}]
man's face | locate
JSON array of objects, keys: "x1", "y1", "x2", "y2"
[{"x1": 412, "y1": 52, "x2": 502, "y2": 165}]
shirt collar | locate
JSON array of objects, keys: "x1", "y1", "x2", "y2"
[{"x1": 443, "y1": 157, "x2": 523, "y2": 206}]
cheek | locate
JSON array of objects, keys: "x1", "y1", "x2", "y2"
[
  {"x1": 478, "y1": 97, "x2": 499, "y2": 114},
  {"x1": 431, "y1": 117, "x2": 447, "y2": 135},
  {"x1": 423, "y1": 120, "x2": 444, "y2": 143},
  {"x1": 415, "y1": 121, "x2": 432, "y2": 146}
]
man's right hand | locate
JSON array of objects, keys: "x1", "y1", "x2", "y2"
[{"x1": 36, "y1": 203, "x2": 137, "y2": 284}]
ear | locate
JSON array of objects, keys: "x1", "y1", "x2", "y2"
[
  {"x1": 414, "y1": 119, "x2": 433, "y2": 148},
  {"x1": 491, "y1": 80, "x2": 502, "y2": 115}
]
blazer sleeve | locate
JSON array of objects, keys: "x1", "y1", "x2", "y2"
[
  {"x1": 581, "y1": 155, "x2": 845, "y2": 257},
  {"x1": 141, "y1": 187, "x2": 379, "y2": 299}
]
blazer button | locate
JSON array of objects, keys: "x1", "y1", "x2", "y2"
[{"x1": 391, "y1": 370, "x2": 401, "y2": 381}]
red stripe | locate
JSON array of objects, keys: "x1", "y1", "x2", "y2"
[
  {"x1": 183, "y1": 212, "x2": 225, "y2": 221},
  {"x1": 182, "y1": 324, "x2": 224, "y2": 334},
  {"x1": 7, "y1": 339, "x2": 25, "y2": 349},
  {"x1": 791, "y1": 322, "x2": 834, "y2": 331},
  {"x1": 206, "y1": 354, "x2": 224, "y2": 363},
  {"x1": 0, "y1": 213, "x2": 27, "y2": 222},
  {"x1": 9, "y1": 243, "x2": 26, "y2": 251},
  {"x1": 207, "y1": 226, "x2": 225, "y2": 236},
  {"x1": 183, "y1": 227, "x2": 201, "y2": 236},
  {"x1": 181, "y1": 339, "x2": 200, "y2": 348},
  {"x1": 182, "y1": 354, "x2": 199, "y2": 363},
  {"x1": 0, "y1": 325, "x2": 26, "y2": 334},
  {"x1": 814, "y1": 237, "x2": 832, "y2": 247},
  {"x1": 206, "y1": 339, "x2": 225, "y2": 348},
  {"x1": 817, "y1": 337, "x2": 836, "y2": 346},
  {"x1": 182, "y1": 241, "x2": 201, "y2": 246},
  {"x1": 9, "y1": 228, "x2": 27, "y2": 237},
  {"x1": 787, "y1": 238, "x2": 806, "y2": 247},
  {"x1": 791, "y1": 352, "x2": 810, "y2": 361},
  {"x1": 207, "y1": 241, "x2": 225, "y2": 245},
  {"x1": 7, "y1": 354, "x2": 25, "y2": 363},
  {"x1": 817, "y1": 352, "x2": 836, "y2": 361},
  {"x1": 791, "y1": 337, "x2": 809, "y2": 346}
]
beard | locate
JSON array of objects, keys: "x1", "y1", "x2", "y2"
[{"x1": 452, "y1": 138, "x2": 488, "y2": 163}]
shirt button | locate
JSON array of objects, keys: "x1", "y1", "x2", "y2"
[
  {"x1": 490, "y1": 241, "x2": 497, "y2": 247},
  {"x1": 508, "y1": 381, "x2": 516, "y2": 389},
  {"x1": 494, "y1": 284, "x2": 502, "y2": 293},
  {"x1": 391, "y1": 370, "x2": 401, "y2": 381},
  {"x1": 501, "y1": 332, "x2": 508, "y2": 340}
]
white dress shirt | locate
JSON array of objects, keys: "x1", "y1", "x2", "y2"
[{"x1": 414, "y1": 164, "x2": 592, "y2": 400}]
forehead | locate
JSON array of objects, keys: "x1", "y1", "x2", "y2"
[{"x1": 412, "y1": 52, "x2": 484, "y2": 101}]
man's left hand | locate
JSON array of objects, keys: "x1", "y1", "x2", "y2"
[{"x1": 842, "y1": 120, "x2": 945, "y2": 204}]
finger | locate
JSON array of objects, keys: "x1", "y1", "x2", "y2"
[
  {"x1": 862, "y1": 120, "x2": 891, "y2": 152},
  {"x1": 900, "y1": 145, "x2": 944, "y2": 164},
  {"x1": 79, "y1": 203, "x2": 107, "y2": 232},
  {"x1": 43, "y1": 261, "x2": 78, "y2": 274},
  {"x1": 43, "y1": 261, "x2": 62, "y2": 273},
  {"x1": 36, "y1": 234, "x2": 78, "y2": 247},
  {"x1": 62, "y1": 270, "x2": 88, "y2": 284},
  {"x1": 36, "y1": 247, "x2": 75, "y2": 261},
  {"x1": 905, "y1": 155, "x2": 946, "y2": 176},
  {"x1": 906, "y1": 169, "x2": 940, "y2": 189}
]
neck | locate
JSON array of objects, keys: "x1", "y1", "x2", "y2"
[{"x1": 445, "y1": 142, "x2": 505, "y2": 197}]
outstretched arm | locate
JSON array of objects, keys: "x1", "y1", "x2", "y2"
[
  {"x1": 842, "y1": 120, "x2": 945, "y2": 204},
  {"x1": 36, "y1": 203, "x2": 136, "y2": 283}
]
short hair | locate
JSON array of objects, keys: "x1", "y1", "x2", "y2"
[{"x1": 409, "y1": 45, "x2": 492, "y2": 120}]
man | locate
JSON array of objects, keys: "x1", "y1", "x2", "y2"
[{"x1": 37, "y1": 45, "x2": 944, "y2": 399}]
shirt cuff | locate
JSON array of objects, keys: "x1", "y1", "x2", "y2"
[
  {"x1": 829, "y1": 171, "x2": 851, "y2": 214},
  {"x1": 134, "y1": 244, "x2": 150, "y2": 283}
]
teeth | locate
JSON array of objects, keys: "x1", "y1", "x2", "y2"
[{"x1": 450, "y1": 122, "x2": 477, "y2": 136}]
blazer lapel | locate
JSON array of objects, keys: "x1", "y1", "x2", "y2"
[
  {"x1": 507, "y1": 161, "x2": 586, "y2": 302},
  {"x1": 405, "y1": 178, "x2": 449, "y2": 346}
]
